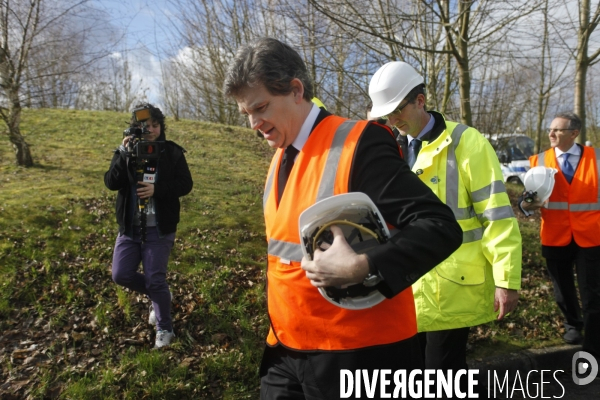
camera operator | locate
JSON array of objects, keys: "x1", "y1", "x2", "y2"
[{"x1": 104, "y1": 103, "x2": 193, "y2": 348}]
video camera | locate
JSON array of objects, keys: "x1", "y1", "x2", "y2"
[{"x1": 122, "y1": 106, "x2": 162, "y2": 159}]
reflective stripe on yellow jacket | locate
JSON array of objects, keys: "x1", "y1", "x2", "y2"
[
  {"x1": 411, "y1": 119, "x2": 522, "y2": 332},
  {"x1": 263, "y1": 116, "x2": 417, "y2": 350},
  {"x1": 531, "y1": 147, "x2": 600, "y2": 247}
]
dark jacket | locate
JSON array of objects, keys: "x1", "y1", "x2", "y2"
[
  {"x1": 313, "y1": 110, "x2": 462, "y2": 298},
  {"x1": 104, "y1": 140, "x2": 193, "y2": 236}
]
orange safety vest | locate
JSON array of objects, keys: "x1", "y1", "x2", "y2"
[
  {"x1": 530, "y1": 147, "x2": 600, "y2": 247},
  {"x1": 263, "y1": 115, "x2": 417, "y2": 351}
]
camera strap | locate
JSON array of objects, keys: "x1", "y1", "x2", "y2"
[{"x1": 134, "y1": 159, "x2": 158, "y2": 242}]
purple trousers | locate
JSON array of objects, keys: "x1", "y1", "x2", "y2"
[{"x1": 112, "y1": 226, "x2": 175, "y2": 331}]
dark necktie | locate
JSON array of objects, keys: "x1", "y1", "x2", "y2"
[
  {"x1": 408, "y1": 139, "x2": 422, "y2": 169},
  {"x1": 561, "y1": 153, "x2": 574, "y2": 184},
  {"x1": 278, "y1": 145, "x2": 299, "y2": 200}
]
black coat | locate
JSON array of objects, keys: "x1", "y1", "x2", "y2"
[
  {"x1": 104, "y1": 141, "x2": 193, "y2": 236},
  {"x1": 310, "y1": 110, "x2": 462, "y2": 298}
]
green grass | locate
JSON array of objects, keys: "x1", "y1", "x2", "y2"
[
  {"x1": 0, "y1": 109, "x2": 565, "y2": 397},
  {"x1": 0, "y1": 108, "x2": 271, "y2": 398}
]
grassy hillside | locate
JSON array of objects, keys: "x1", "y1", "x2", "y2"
[
  {"x1": 0, "y1": 109, "x2": 563, "y2": 399},
  {"x1": 0, "y1": 109, "x2": 273, "y2": 399}
]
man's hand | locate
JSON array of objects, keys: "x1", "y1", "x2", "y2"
[
  {"x1": 301, "y1": 225, "x2": 370, "y2": 288},
  {"x1": 494, "y1": 288, "x2": 519, "y2": 320},
  {"x1": 520, "y1": 192, "x2": 543, "y2": 212}
]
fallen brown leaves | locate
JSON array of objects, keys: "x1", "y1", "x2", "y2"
[
  {"x1": 0, "y1": 188, "x2": 567, "y2": 397},
  {"x1": 0, "y1": 227, "x2": 267, "y2": 398}
]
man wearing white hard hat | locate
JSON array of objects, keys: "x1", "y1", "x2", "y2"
[
  {"x1": 369, "y1": 61, "x2": 522, "y2": 382},
  {"x1": 521, "y1": 112, "x2": 600, "y2": 358}
]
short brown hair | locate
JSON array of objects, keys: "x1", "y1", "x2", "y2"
[{"x1": 223, "y1": 38, "x2": 314, "y2": 101}]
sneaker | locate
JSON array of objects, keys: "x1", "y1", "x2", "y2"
[
  {"x1": 563, "y1": 328, "x2": 583, "y2": 344},
  {"x1": 154, "y1": 330, "x2": 175, "y2": 348},
  {"x1": 148, "y1": 292, "x2": 173, "y2": 326}
]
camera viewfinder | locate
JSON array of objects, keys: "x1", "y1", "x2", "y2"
[{"x1": 133, "y1": 107, "x2": 151, "y2": 123}]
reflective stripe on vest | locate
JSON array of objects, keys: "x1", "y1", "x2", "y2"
[
  {"x1": 268, "y1": 239, "x2": 303, "y2": 262},
  {"x1": 264, "y1": 121, "x2": 357, "y2": 261},
  {"x1": 445, "y1": 124, "x2": 513, "y2": 243},
  {"x1": 262, "y1": 116, "x2": 417, "y2": 350}
]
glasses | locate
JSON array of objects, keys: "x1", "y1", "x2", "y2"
[
  {"x1": 548, "y1": 128, "x2": 574, "y2": 133},
  {"x1": 384, "y1": 101, "x2": 410, "y2": 119}
]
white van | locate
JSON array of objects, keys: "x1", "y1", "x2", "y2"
[{"x1": 488, "y1": 134, "x2": 535, "y2": 185}]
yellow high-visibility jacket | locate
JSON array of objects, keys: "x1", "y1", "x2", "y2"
[{"x1": 411, "y1": 114, "x2": 522, "y2": 332}]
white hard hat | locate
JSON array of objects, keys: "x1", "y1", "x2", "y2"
[
  {"x1": 369, "y1": 61, "x2": 424, "y2": 118},
  {"x1": 299, "y1": 192, "x2": 390, "y2": 310},
  {"x1": 523, "y1": 166, "x2": 558, "y2": 202}
]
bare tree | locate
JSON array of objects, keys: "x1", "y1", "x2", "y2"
[
  {"x1": 275, "y1": 0, "x2": 376, "y2": 118},
  {"x1": 160, "y1": 58, "x2": 183, "y2": 121},
  {"x1": 97, "y1": 51, "x2": 147, "y2": 112},
  {"x1": 166, "y1": 0, "x2": 282, "y2": 124},
  {"x1": 0, "y1": 0, "x2": 114, "y2": 166},
  {"x1": 0, "y1": 0, "x2": 42, "y2": 166},
  {"x1": 529, "y1": 0, "x2": 571, "y2": 152},
  {"x1": 573, "y1": 0, "x2": 600, "y2": 142},
  {"x1": 25, "y1": 21, "x2": 84, "y2": 108},
  {"x1": 305, "y1": 0, "x2": 543, "y2": 126},
  {"x1": 469, "y1": 61, "x2": 527, "y2": 135},
  {"x1": 584, "y1": 64, "x2": 600, "y2": 144}
]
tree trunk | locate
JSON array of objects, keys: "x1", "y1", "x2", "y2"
[
  {"x1": 4, "y1": 94, "x2": 33, "y2": 167},
  {"x1": 574, "y1": 46, "x2": 588, "y2": 144},
  {"x1": 535, "y1": 0, "x2": 550, "y2": 154},
  {"x1": 535, "y1": 95, "x2": 545, "y2": 154},
  {"x1": 456, "y1": 1, "x2": 473, "y2": 126},
  {"x1": 573, "y1": 0, "x2": 600, "y2": 144},
  {"x1": 441, "y1": 42, "x2": 452, "y2": 115},
  {"x1": 9, "y1": 126, "x2": 33, "y2": 167},
  {"x1": 457, "y1": 58, "x2": 472, "y2": 126}
]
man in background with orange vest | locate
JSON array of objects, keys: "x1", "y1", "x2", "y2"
[
  {"x1": 521, "y1": 112, "x2": 600, "y2": 359},
  {"x1": 224, "y1": 38, "x2": 463, "y2": 399}
]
